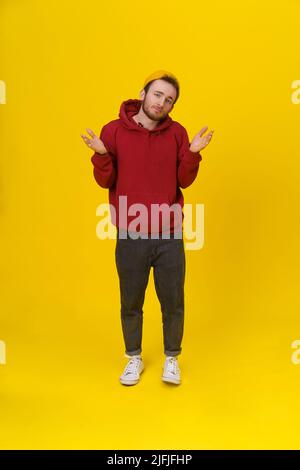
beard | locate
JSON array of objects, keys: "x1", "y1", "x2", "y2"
[{"x1": 141, "y1": 98, "x2": 167, "y2": 122}]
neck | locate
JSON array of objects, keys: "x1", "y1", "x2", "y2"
[{"x1": 132, "y1": 107, "x2": 159, "y2": 130}]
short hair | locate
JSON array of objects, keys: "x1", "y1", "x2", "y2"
[{"x1": 143, "y1": 75, "x2": 180, "y2": 105}]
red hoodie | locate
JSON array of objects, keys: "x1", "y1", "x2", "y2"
[{"x1": 91, "y1": 98, "x2": 202, "y2": 235}]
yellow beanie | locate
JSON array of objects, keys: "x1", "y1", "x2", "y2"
[{"x1": 143, "y1": 69, "x2": 179, "y2": 89}]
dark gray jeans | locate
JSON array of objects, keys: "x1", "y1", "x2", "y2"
[{"x1": 115, "y1": 228, "x2": 186, "y2": 357}]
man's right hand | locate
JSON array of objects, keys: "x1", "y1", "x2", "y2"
[{"x1": 81, "y1": 128, "x2": 108, "y2": 155}]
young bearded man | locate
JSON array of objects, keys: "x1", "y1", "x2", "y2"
[{"x1": 81, "y1": 70, "x2": 214, "y2": 386}]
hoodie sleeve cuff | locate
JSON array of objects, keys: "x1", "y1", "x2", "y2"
[
  {"x1": 91, "y1": 152, "x2": 111, "y2": 164},
  {"x1": 95, "y1": 151, "x2": 110, "y2": 158},
  {"x1": 185, "y1": 149, "x2": 202, "y2": 164}
]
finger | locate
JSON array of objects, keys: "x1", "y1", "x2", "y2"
[
  {"x1": 82, "y1": 137, "x2": 92, "y2": 146},
  {"x1": 202, "y1": 128, "x2": 214, "y2": 137},
  {"x1": 197, "y1": 126, "x2": 209, "y2": 137},
  {"x1": 86, "y1": 128, "x2": 96, "y2": 138}
]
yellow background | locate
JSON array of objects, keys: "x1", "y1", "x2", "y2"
[{"x1": 1, "y1": 0, "x2": 300, "y2": 450}]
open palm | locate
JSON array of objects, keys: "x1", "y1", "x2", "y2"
[
  {"x1": 190, "y1": 126, "x2": 214, "y2": 153},
  {"x1": 81, "y1": 128, "x2": 108, "y2": 154}
]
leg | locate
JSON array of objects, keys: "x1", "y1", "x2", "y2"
[
  {"x1": 115, "y1": 236, "x2": 152, "y2": 356},
  {"x1": 152, "y1": 238, "x2": 186, "y2": 357}
]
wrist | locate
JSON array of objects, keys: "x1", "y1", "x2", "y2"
[{"x1": 189, "y1": 146, "x2": 201, "y2": 153}]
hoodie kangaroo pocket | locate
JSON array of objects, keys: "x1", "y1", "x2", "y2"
[{"x1": 118, "y1": 191, "x2": 180, "y2": 233}]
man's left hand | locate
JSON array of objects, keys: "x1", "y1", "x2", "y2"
[{"x1": 190, "y1": 126, "x2": 214, "y2": 153}]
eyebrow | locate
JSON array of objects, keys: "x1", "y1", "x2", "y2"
[{"x1": 153, "y1": 90, "x2": 175, "y2": 102}]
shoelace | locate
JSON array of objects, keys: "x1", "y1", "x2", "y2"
[
  {"x1": 166, "y1": 357, "x2": 179, "y2": 375},
  {"x1": 124, "y1": 358, "x2": 141, "y2": 375}
]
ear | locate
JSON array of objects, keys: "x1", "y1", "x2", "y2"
[{"x1": 140, "y1": 89, "x2": 145, "y2": 100}]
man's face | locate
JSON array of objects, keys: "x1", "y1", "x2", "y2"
[{"x1": 140, "y1": 79, "x2": 176, "y2": 122}]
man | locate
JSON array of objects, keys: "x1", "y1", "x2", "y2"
[{"x1": 81, "y1": 70, "x2": 214, "y2": 386}]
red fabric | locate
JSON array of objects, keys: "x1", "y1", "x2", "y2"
[{"x1": 91, "y1": 99, "x2": 202, "y2": 234}]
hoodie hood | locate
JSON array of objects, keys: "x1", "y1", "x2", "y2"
[{"x1": 119, "y1": 98, "x2": 173, "y2": 134}]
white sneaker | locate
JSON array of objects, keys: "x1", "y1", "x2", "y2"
[
  {"x1": 162, "y1": 356, "x2": 181, "y2": 384},
  {"x1": 120, "y1": 356, "x2": 144, "y2": 385}
]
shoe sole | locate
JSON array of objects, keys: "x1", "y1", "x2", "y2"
[
  {"x1": 162, "y1": 376, "x2": 180, "y2": 385},
  {"x1": 120, "y1": 366, "x2": 144, "y2": 385}
]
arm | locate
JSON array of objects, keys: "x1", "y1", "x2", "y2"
[
  {"x1": 177, "y1": 126, "x2": 202, "y2": 189},
  {"x1": 90, "y1": 124, "x2": 117, "y2": 189}
]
